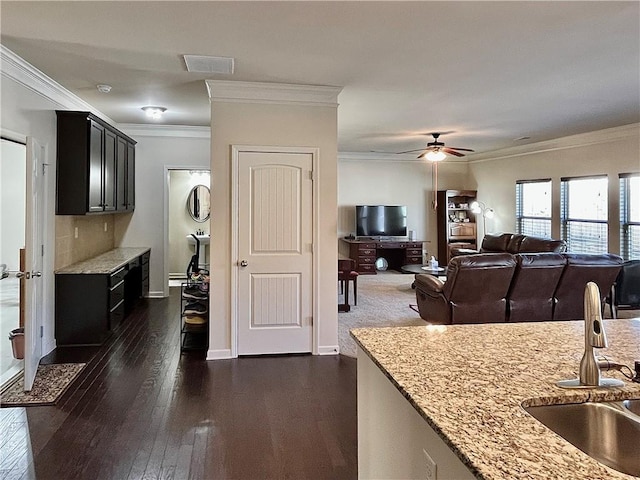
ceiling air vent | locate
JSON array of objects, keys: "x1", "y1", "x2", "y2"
[{"x1": 183, "y1": 55, "x2": 235, "y2": 74}]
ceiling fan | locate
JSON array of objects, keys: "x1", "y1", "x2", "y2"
[{"x1": 396, "y1": 133, "x2": 474, "y2": 160}]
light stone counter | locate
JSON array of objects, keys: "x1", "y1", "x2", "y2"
[
  {"x1": 55, "y1": 247, "x2": 150, "y2": 274},
  {"x1": 352, "y1": 320, "x2": 640, "y2": 479}
]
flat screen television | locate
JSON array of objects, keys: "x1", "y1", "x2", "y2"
[{"x1": 356, "y1": 205, "x2": 407, "y2": 237}]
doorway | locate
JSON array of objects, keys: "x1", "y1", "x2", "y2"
[
  {"x1": 166, "y1": 169, "x2": 211, "y2": 289},
  {"x1": 0, "y1": 138, "x2": 26, "y2": 387}
]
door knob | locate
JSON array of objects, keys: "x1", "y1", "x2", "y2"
[
  {"x1": 240, "y1": 260, "x2": 248, "y2": 267},
  {"x1": 31, "y1": 271, "x2": 42, "y2": 277}
]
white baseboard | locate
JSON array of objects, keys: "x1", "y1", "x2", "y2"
[
  {"x1": 147, "y1": 291, "x2": 166, "y2": 298},
  {"x1": 317, "y1": 345, "x2": 340, "y2": 355},
  {"x1": 207, "y1": 348, "x2": 233, "y2": 360}
]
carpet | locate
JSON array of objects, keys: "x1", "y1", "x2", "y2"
[
  {"x1": 338, "y1": 271, "x2": 426, "y2": 357},
  {"x1": 0, "y1": 363, "x2": 86, "y2": 407}
]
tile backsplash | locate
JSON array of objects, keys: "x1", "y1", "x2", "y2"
[{"x1": 55, "y1": 215, "x2": 115, "y2": 270}]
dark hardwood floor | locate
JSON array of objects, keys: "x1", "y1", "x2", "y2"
[{"x1": 0, "y1": 289, "x2": 358, "y2": 480}]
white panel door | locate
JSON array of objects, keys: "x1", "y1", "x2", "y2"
[
  {"x1": 237, "y1": 151, "x2": 313, "y2": 355},
  {"x1": 24, "y1": 137, "x2": 44, "y2": 390}
]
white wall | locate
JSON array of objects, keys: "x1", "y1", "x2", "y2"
[
  {"x1": 468, "y1": 124, "x2": 640, "y2": 254},
  {"x1": 0, "y1": 139, "x2": 26, "y2": 271},
  {"x1": 0, "y1": 74, "x2": 58, "y2": 355},
  {"x1": 338, "y1": 155, "x2": 470, "y2": 260},
  {"x1": 114, "y1": 127, "x2": 210, "y2": 297},
  {"x1": 209, "y1": 100, "x2": 339, "y2": 358},
  {"x1": 168, "y1": 170, "x2": 210, "y2": 277}
]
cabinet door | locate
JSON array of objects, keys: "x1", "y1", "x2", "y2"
[
  {"x1": 103, "y1": 129, "x2": 117, "y2": 211},
  {"x1": 88, "y1": 121, "x2": 104, "y2": 212},
  {"x1": 126, "y1": 141, "x2": 135, "y2": 211},
  {"x1": 116, "y1": 136, "x2": 127, "y2": 211}
]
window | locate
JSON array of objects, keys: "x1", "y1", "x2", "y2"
[
  {"x1": 620, "y1": 173, "x2": 640, "y2": 260},
  {"x1": 516, "y1": 179, "x2": 551, "y2": 237},
  {"x1": 561, "y1": 176, "x2": 608, "y2": 254}
]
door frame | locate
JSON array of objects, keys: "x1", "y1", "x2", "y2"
[{"x1": 230, "y1": 145, "x2": 319, "y2": 358}]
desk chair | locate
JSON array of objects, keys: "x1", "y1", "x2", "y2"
[{"x1": 606, "y1": 260, "x2": 640, "y2": 318}]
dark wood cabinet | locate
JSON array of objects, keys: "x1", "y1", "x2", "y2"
[
  {"x1": 343, "y1": 240, "x2": 424, "y2": 274},
  {"x1": 55, "y1": 249, "x2": 150, "y2": 346},
  {"x1": 436, "y1": 190, "x2": 478, "y2": 265},
  {"x1": 56, "y1": 110, "x2": 136, "y2": 215}
]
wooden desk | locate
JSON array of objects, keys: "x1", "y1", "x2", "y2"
[{"x1": 341, "y1": 239, "x2": 423, "y2": 274}]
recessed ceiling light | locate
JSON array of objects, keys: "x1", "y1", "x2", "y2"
[
  {"x1": 96, "y1": 84, "x2": 112, "y2": 93},
  {"x1": 141, "y1": 106, "x2": 167, "y2": 120}
]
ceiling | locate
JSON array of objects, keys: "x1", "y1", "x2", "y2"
[{"x1": 2, "y1": 1, "x2": 639, "y2": 157}]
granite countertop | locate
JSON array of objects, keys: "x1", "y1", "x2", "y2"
[
  {"x1": 351, "y1": 320, "x2": 640, "y2": 480},
  {"x1": 55, "y1": 247, "x2": 150, "y2": 274}
]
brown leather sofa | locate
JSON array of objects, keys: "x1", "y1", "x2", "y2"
[
  {"x1": 452, "y1": 233, "x2": 567, "y2": 257},
  {"x1": 415, "y1": 252, "x2": 622, "y2": 325}
]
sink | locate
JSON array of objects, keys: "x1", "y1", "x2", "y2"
[
  {"x1": 186, "y1": 234, "x2": 210, "y2": 245},
  {"x1": 624, "y1": 398, "x2": 640, "y2": 416},
  {"x1": 524, "y1": 401, "x2": 640, "y2": 476}
]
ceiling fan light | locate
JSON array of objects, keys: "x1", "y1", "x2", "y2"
[
  {"x1": 142, "y1": 106, "x2": 167, "y2": 119},
  {"x1": 425, "y1": 150, "x2": 446, "y2": 161}
]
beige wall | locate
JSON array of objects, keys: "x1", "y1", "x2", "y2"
[
  {"x1": 468, "y1": 124, "x2": 640, "y2": 254},
  {"x1": 210, "y1": 101, "x2": 338, "y2": 358},
  {"x1": 338, "y1": 157, "x2": 470, "y2": 259}
]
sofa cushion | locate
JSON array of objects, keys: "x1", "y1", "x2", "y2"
[
  {"x1": 553, "y1": 253, "x2": 623, "y2": 321},
  {"x1": 506, "y1": 234, "x2": 527, "y2": 253},
  {"x1": 507, "y1": 253, "x2": 566, "y2": 322},
  {"x1": 519, "y1": 236, "x2": 566, "y2": 253},
  {"x1": 480, "y1": 233, "x2": 512, "y2": 253}
]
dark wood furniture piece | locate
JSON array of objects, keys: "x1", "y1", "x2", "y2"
[
  {"x1": 436, "y1": 189, "x2": 477, "y2": 265},
  {"x1": 56, "y1": 110, "x2": 136, "y2": 215},
  {"x1": 55, "y1": 248, "x2": 150, "y2": 346},
  {"x1": 342, "y1": 239, "x2": 423, "y2": 275},
  {"x1": 338, "y1": 258, "x2": 358, "y2": 312}
]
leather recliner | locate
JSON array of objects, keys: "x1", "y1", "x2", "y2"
[
  {"x1": 507, "y1": 253, "x2": 566, "y2": 322},
  {"x1": 552, "y1": 253, "x2": 623, "y2": 321},
  {"x1": 415, "y1": 253, "x2": 516, "y2": 325}
]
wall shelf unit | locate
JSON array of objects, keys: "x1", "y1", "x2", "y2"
[{"x1": 436, "y1": 190, "x2": 478, "y2": 265}]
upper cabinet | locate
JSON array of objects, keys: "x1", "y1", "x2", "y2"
[{"x1": 56, "y1": 111, "x2": 136, "y2": 215}]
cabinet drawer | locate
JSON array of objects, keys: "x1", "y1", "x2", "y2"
[
  {"x1": 359, "y1": 243, "x2": 376, "y2": 249},
  {"x1": 359, "y1": 248, "x2": 376, "y2": 256},
  {"x1": 407, "y1": 242, "x2": 422, "y2": 248},
  {"x1": 110, "y1": 281, "x2": 125, "y2": 310},
  {"x1": 359, "y1": 256, "x2": 375, "y2": 265},
  {"x1": 449, "y1": 223, "x2": 476, "y2": 238},
  {"x1": 110, "y1": 300, "x2": 125, "y2": 330},
  {"x1": 359, "y1": 264, "x2": 376, "y2": 273},
  {"x1": 406, "y1": 248, "x2": 422, "y2": 256},
  {"x1": 110, "y1": 267, "x2": 127, "y2": 287}
]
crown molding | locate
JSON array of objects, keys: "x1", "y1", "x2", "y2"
[
  {"x1": 119, "y1": 124, "x2": 210, "y2": 138},
  {"x1": 467, "y1": 123, "x2": 640, "y2": 164},
  {"x1": 1, "y1": 45, "x2": 115, "y2": 125},
  {"x1": 206, "y1": 80, "x2": 342, "y2": 107}
]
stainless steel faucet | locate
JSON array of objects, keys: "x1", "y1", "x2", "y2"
[{"x1": 558, "y1": 282, "x2": 624, "y2": 389}]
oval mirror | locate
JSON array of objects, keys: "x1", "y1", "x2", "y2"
[{"x1": 187, "y1": 184, "x2": 210, "y2": 222}]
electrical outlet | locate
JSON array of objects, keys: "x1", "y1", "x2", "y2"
[
  {"x1": 423, "y1": 449, "x2": 437, "y2": 480},
  {"x1": 74, "y1": 227, "x2": 78, "y2": 239},
  {"x1": 104, "y1": 222, "x2": 108, "y2": 232}
]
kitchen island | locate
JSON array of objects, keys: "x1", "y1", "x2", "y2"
[{"x1": 352, "y1": 320, "x2": 640, "y2": 480}]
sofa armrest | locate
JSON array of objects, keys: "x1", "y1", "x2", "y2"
[{"x1": 414, "y1": 274, "x2": 445, "y2": 294}]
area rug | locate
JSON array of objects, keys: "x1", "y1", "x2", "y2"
[
  {"x1": 338, "y1": 271, "x2": 426, "y2": 358},
  {"x1": 0, "y1": 363, "x2": 86, "y2": 407}
]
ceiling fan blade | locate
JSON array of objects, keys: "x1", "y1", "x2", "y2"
[
  {"x1": 447, "y1": 147, "x2": 475, "y2": 152},
  {"x1": 442, "y1": 148, "x2": 465, "y2": 157},
  {"x1": 394, "y1": 148, "x2": 427, "y2": 154}
]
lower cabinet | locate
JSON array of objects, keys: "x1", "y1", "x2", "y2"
[{"x1": 55, "y1": 251, "x2": 150, "y2": 346}]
